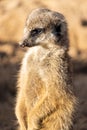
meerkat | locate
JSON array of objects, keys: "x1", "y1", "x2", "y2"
[{"x1": 15, "y1": 8, "x2": 77, "y2": 130}]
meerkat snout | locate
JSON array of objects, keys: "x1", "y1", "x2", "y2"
[
  {"x1": 19, "y1": 39, "x2": 29, "y2": 47},
  {"x1": 20, "y1": 8, "x2": 69, "y2": 49}
]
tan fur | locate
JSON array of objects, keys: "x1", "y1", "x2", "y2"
[{"x1": 15, "y1": 8, "x2": 77, "y2": 130}]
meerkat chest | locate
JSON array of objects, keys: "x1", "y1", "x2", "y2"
[
  {"x1": 22, "y1": 46, "x2": 50, "y2": 71},
  {"x1": 21, "y1": 46, "x2": 49, "y2": 104}
]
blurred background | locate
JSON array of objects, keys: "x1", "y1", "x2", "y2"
[{"x1": 0, "y1": 0, "x2": 87, "y2": 130}]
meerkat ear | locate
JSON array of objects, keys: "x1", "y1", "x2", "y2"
[
  {"x1": 55, "y1": 23, "x2": 62, "y2": 36},
  {"x1": 54, "y1": 20, "x2": 67, "y2": 36}
]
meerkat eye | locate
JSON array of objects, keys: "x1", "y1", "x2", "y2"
[{"x1": 30, "y1": 28, "x2": 44, "y2": 37}]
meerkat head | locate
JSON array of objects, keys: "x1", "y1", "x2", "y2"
[{"x1": 20, "y1": 8, "x2": 69, "y2": 50}]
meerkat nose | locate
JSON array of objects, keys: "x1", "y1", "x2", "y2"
[
  {"x1": 19, "y1": 39, "x2": 28, "y2": 48},
  {"x1": 19, "y1": 42, "x2": 25, "y2": 48}
]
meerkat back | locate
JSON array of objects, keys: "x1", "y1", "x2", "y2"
[{"x1": 15, "y1": 8, "x2": 77, "y2": 130}]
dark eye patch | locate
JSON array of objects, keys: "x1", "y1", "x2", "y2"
[{"x1": 30, "y1": 28, "x2": 44, "y2": 37}]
